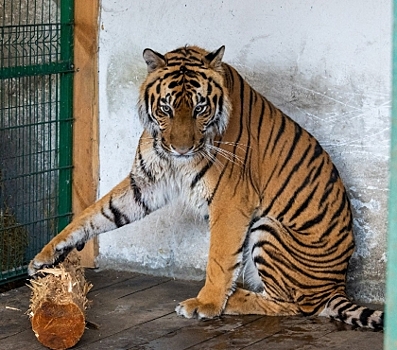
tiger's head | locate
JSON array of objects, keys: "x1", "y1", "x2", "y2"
[{"x1": 138, "y1": 46, "x2": 231, "y2": 161}]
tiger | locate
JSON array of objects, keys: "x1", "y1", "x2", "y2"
[{"x1": 28, "y1": 45, "x2": 383, "y2": 330}]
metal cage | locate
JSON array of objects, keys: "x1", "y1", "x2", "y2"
[{"x1": 0, "y1": 0, "x2": 74, "y2": 283}]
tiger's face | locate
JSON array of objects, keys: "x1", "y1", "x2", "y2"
[{"x1": 138, "y1": 46, "x2": 231, "y2": 161}]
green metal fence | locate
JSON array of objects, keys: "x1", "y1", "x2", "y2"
[{"x1": 0, "y1": 0, "x2": 74, "y2": 283}]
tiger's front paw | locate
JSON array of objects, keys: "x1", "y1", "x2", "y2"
[
  {"x1": 175, "y1": 297, "x2": 223, "y2": 319},
  {"x1": 28, "y1": 246, "x2": 68, "y2": 276},
  {"x1": 28, "y1": 240, "x2": 84, "y2": 276}
]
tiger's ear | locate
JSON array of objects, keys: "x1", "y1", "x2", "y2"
[
  {"x1": 143, "y1": 48, "x2": 166, "y2": 73},
  {"x1": 204, "y1": 46, "x2": 225, "y2": 68}
]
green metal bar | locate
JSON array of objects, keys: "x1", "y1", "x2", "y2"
[
  {"x1": 0, "y1": 62, "x2": 74, "y2": 79},
  {"x1": 57, "y1": 0, "x2": 74, "y2": 232},
  {"x1": 386, "y1": 1, "x2": 397, "y2": 348},
  {"x1": 1, "y1": 165, "x2": 73, "y2": 182}
]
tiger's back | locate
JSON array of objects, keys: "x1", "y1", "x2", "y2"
[{"x1": 29, "y1": 45, "x2": 383, "y2": 330}]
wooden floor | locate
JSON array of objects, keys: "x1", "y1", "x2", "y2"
[{"x1": 1, "y1": 269, "x2": 383, "y2": 350}]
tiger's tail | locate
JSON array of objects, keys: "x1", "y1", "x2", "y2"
[{"x1": 320, "y1": 294, "x2": 383, "y2": 330}]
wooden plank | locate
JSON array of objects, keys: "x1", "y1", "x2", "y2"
[
  {"x1": 0, "y1": 272, "x2": 384, "y2": 350},
  {"x1": 0, "y1": 285, "x2": 31, "y2": 340},
  {"x1": 0, "y1": 286, "x2": 45, "y2": 349},
  {"x1": 187, "y1": 316, "x2": 307, "y2": 350},
  {"x1": 133, "y1": 315, "x2": 263, "y2": 350},
  {"x1": 75, "y1": 278, "x2": 203, "y2": 348},
  {"x1": 87, "y1": 274, "x2": 172, "y2": 301},
  {"x1": 73, "y1": 0, "x2": 100, "y2": 267},
  {"x1": 85, "y1": 269, "x2": 142, "y2": 292},
  {"x1": 77, "y1": 312, "x2": 195, "y2": 349},
  {"x1": 296, "y1": 330, "x2": 383, "y2": 350},
  {"x1": 243, "y1": 317, "x2": 381, "y2": 350},
  {"x1": 0, "y1": 330, "x2": 45, "y2": 350}
]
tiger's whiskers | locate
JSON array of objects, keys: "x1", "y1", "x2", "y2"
[
  {"x1": 206, "y1": 144, "x2": 244, "y2": 167},
  {"x1": 212, "y1": 140, "x2": 250, "y2": 153}
]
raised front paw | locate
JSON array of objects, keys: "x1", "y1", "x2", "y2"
[{"x1": 175, "y1": 297, "x2": 223, "y2": 319}]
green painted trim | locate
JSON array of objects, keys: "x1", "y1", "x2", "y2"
[
  {"x1": 57, "y1": 0, "x2": 74, "y2": 232},
  {"x1": 386, "y1": 1, "x2": 397, "y2": 349}
]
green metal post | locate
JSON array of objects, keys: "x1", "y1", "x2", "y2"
[
  {"x1": 386, "y1": 1, "x2": 397, "y2": 348},
  {"x1": 57, "y1": 0, "x2": 74, "y2": 232}
]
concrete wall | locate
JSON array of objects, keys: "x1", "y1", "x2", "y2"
[{"x1": 97, "y1": 0, "x2": 391, "y2": 303}]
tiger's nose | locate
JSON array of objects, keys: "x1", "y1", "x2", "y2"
[{"x1": 170, "y1": 144, "x2": 194, "y2": 156}]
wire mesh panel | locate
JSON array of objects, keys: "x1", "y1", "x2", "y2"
[{"x1": 0, "y1": 0, "x2": 74, "y2": 283}]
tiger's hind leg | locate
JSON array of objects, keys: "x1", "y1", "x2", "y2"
[
  {"x1": 224, "y1": 288, "x2": 300, "y2": 316},
  {"x1": 222, "y1": 217, "x2": 301, "y2": 317}
]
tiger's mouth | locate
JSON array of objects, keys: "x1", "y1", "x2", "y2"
[{"x1": 159, "y1": 140, "x2": 208, "y2": 160}]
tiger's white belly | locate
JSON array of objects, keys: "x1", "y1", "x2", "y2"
[{"x1": 241, "y1": 229, "x2": 265, "y2": 293}]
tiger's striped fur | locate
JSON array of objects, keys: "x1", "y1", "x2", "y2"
[{"x1": 28, "y1": 45, "x2": 383, "y2": 330}]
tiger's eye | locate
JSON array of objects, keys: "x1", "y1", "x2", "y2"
[
  {"x1": 161, "y1": 105, "x2": 171, "y2": 113},
  {"x1": 195, "y1": 105, "x2": 207, "y2": 114}
]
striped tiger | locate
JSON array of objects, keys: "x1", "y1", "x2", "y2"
[{"x1": 28, "y1": 45, "x2": 383, "y2": 330}]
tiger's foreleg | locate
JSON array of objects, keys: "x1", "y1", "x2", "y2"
[
  {"x1": 175, "y1": 203, "x2": 251, "y2": 319},
  {"x1": 28, "y1": 171, "x2": 162, "y2": 275}
]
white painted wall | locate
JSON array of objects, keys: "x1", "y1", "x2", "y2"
[{"x1": 97, "y1": 0, "x2": 391, "y2": 303}]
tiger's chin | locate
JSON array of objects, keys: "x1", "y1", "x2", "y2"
[
  {"x1": 164, "y1": 148, "x2": 207, "y2": 164},
  {"x1": 170, "y1": 152, "x2": 196, "y2": 159}
]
